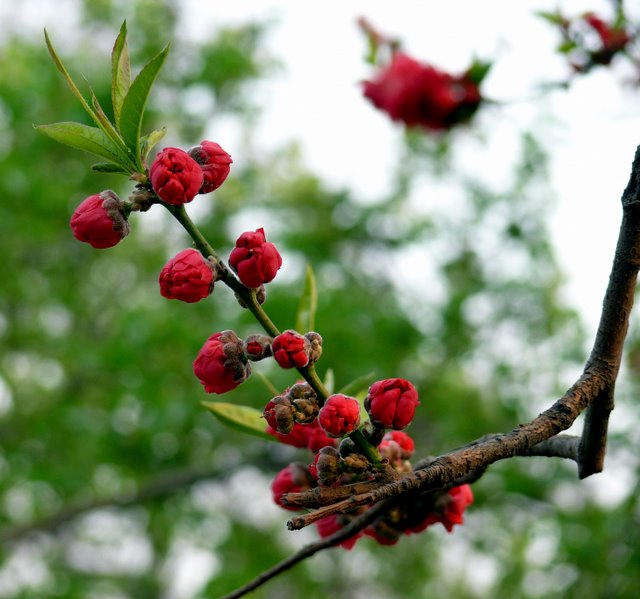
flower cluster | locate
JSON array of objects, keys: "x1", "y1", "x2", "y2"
[
  {"x1": 543, "y1": 10, "x2": 633, "y2": 75},
  {"x1": 363, "y1": 52, "x2": 485, "y2": 131},
  {"x1": 270, "y1": 426, "x2": 474, "y2": 549},
  {"x1": 68, "y1": 140, "x2": 233, "y2": 249}
]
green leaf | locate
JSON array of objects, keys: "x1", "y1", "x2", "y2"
[
  {"x1": 202, "y1": 401, "x2": 274, "y2": 441},
  {"x1": 557, "y1": 41, "x2": 577, "y2": 54},
  {"x1": 44, "y1": 29, "x2": 100, "y2": 128},
  {"x1": 294, "y1": 264, "x2": 318, "y2": 332},
  {"x1": 323, "y1": 368, "x2": 335, "y2": 394},
  {"x1": 535, "y1": 10, "x2": 566, "y2": 26},
  {"x1": 89, "y1": 87, "x2": 135, "y2": 167},
  {"x1": 339, "y1": 371, "x2": 376, "y2": 397},
  {"x1": 35, "y1": 122, "x2": 129, "y2": 165},
  {"x1": 91, "y1": 162, "x2": 130, "y2": 174},
  {"x1": 111, "y1": 20, "x2": 131, "y2": 128},
  {"x1": 44, "y1": 29, "x2": 134, "y2": 170},
  {"x1": 119, "y1": 44, "x2": 170, "y2": 166},
  {"x1": 466, "y1": 60, "x2": 492, "y2": 86},
  {"x1": 140, "y1": 127, "x2": 167, "y2": 160}
]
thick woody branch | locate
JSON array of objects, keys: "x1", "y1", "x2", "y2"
[
  {"x1": 283, "y1": 146, "x2": 640, "y2": 527},
  {"x1": 579, "y1": 144, "x2": 640, "y2": 477}
]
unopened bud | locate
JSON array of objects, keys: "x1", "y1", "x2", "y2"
[
  {"x1": 244, "y1": 334, "x2": 273, "y2": 361},
  {"x1": 263, "y1": 395, "x2": 294, "y2": 434},
  {"x1": 315, "y1": 446, "x2": 341, "y2": 486},
  {"x1": 304, "y1": 332, "x2": 323, "y2": 365}
]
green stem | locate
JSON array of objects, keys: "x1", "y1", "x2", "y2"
[
  {"x1": 165, "y1": 204, "x2": 280, "y2": 336},
  {"x1": 350, "y1": 428, "x2": 382, "y2": 465},
  {"x1": 165, "y1": 203, "x2": 381, "y2": 465}
]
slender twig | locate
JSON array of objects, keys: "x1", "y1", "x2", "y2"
[{"x1": 217, "y1": 499, "x2": 392, "y2": 599}]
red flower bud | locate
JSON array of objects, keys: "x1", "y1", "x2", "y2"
[
  {"x1": 193, "y1": 330, "x2": 250, "y2": 394},
  {"x1": 379, "y1": 430, "x2": 415, "y2": 460},
  {"x1": 150, "y1": 147, "x2": 204, "y2": 205},
  {"x1": 70, "y1": 190, "x2": 129, "y2": 249},
  {"x1": 266, "y1": 420, "x2": 337, "y2": 452},
  {"x1": 318, "y1": 394, "x2": 361, "y2": 438},
  {"x1": 584, "y1": 13, "x2": 630, "y2": 54},
  {"x1": 263, "y1": 395, "x2": 294, "y2": 434},
  {"x1": 244, "y1": 334, "x2": 272, "y2": 361},
  {"x1": 363, "y1": 52, "x2": 482, "y2": 131},
  {"x1": 315, "y1": 514, "x2": 363, "y2": 550},
  {"x1": 364, "y1": 378, "x2": 419, "y2": 430},
  {"x1": 158, "y1": 248, "x2": 215, "y2": 303},
  {"x1": 228, "y1": 227, "x2": 282, "y2": 288},
  {"x1": 188, "y1": 140, "x2": 233, "y2": 194},
  {"x1": 272, "y1": 330, "x2": 310, "y2": 369},
  {"x1": 271, "y1": 463, "x2": 315, "y2": 511},
  {"x1": 407, "y1": 484, "x2": 474, "y2": 534}
]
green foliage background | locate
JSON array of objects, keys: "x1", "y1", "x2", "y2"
[{"x1": 1, "y1": 1, "x2": 639, "y2": 598}]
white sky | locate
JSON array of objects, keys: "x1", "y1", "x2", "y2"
[
  {"x1": 4, "y1": 0, "x2": 640, "y2": 333},
  {"x1": 179, "y1": 0, "x2": 640, "y2": 335}
]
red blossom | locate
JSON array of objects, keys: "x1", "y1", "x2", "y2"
[
  {"x1": 158, "y1": 248, "x2": 214, "y2": 303},
  {"x1": 379, "y1": 430, "x2": 415, "y2": 460},
  {"x1": 406, "y1": 484, "x2": 474, "y2": 534},
  {"x1": 318, "y1": 394, "x2": 361, "y2": 438},
  {"x1": 188, "y1": 140, "x2": 233, "y2": 194},
  {"x1": 271, "y1": 330, "x2": 309, "y2": 369},
  {"x1": 315, "y1": 515, "x2": 363, "y2": 550},
  {"x1": 363, "y1": 52, "x2": 482, "y2": 131},
  {"x1": 266, "y1": 420, "x2": 337, "y2": 452},
  {"x1": 365, "y1": 378, "x2": 420, "y2": 430},
  {"x1": 228, "y1": 227, "x2": 283, "y2": 288},
  {"x1": 150, "y1": 147, "x2": 203, "y2": 205},
  {"x1": 193, "y1": 331, "x2": 250, "y2": 394},
  {"x1": 70, "y1": 191, "x2": 129, "y2": 249},
  {"x1": 270, "y1": 463, "x2": 315, "y2": 511},
  {"x1": 584, "y1": 13, "x2": 630, "y2": 55}
]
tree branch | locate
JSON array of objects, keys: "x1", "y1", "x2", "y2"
[
  {"x1": 578, "y1": 144, "x2": 640, "y2": 477},
  {"x1": 217, "y1": 499, "x2": 392, "y2": 599}
]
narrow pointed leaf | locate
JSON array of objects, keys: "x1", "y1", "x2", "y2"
[
  {"x1": 111, "y1": 20, "x2": 131, "y2": 128},
  {"x1": 140, "y1": 127, "x2": 167, "y2": 160},
  {"x1": 202, "y1": 402, "x2": 274, "y2": 441},
  {"x1": 295, "y1": 264, "x2": 318, "y2": 332},
  {"x1": 35, "y1": 122, "x2": 130, "y2": 166},
  {"x1": 44, "y1": 29, "x2": 133, "y2": 167},
  {"x1": 119, "y1": 44, "x2": 170, "y2": 162},
  {"x1": 44, "y1": 29, "x2": 99, "y2": 126},
  {"x1": 92, "y1": 162, "x2": 130, "y2": 174},
  {"x1": 339, "y1": 371, "x2": 376, "y2": 397},
  {"x1": 89, "y1": 87, "x2": 136, "y2": 169}
]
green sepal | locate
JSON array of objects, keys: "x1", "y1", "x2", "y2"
[
  {"x1": 295, "y1": 264, "x2": 318, "y2": 333},
  {"x1": 111, "y1": 20, "x2": 131, "y2": 128},
  {"x1": 202, "y1": 401, "x2": 275, "y2": 441},
  {"x1": 466, "y1": 59, "x2": 492, "y2": 86},
  {"x1": 119, "y1": 44, "x2": 170, "y2": 168}
]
